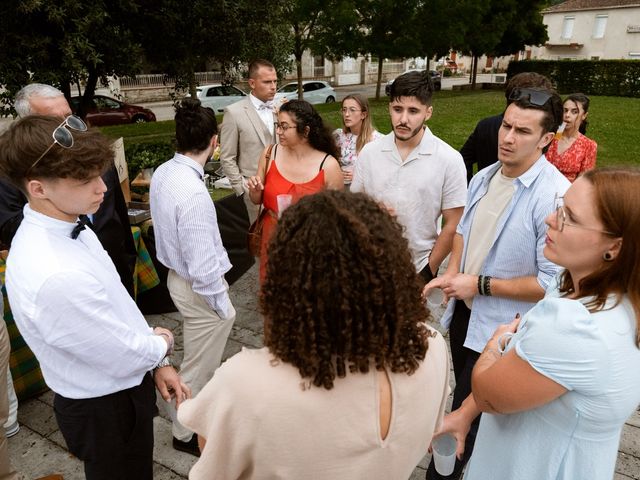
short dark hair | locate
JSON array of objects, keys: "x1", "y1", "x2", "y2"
[
  {"x1": 262, "y1": 190, "x2": 432, "y2": 390},
  {"x1": 248, "y1": 59, "x2": 275, "y2": 79},
  {"x1": 279, "y1": 100, "x2": 340, "y2": 159},
  {"x1": 389, "y1": 70, "x2": 434, "y2": 106},
  {"x1": 565, "y1": 93, "x2": 590, "y2": 134},
  {"x1": 505, "y1": 72, "x2": 553, "y2": 106},
  {"x1": 0, "y1": 115, "x2": 112, "y2": 190},
  {"x1": 174, "y1": 97, "x2": 217, "y2": 153},
  {"x1": 510, "y1": 87, "x2": 563, "y2": 136}
]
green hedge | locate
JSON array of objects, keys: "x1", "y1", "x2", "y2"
[
  {"x1": 507, "y1": 60, "x2": 640, "y2": 97},
  {"x1": 124, "y1": 141, "x2": 174, "y2": 179}
]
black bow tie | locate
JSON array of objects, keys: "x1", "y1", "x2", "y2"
[{"x1": 71, "y1": 215, "x2": 90, "y2": 239}]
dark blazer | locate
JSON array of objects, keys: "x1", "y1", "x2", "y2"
[
  {"x1": 0, "y1": 164, "x2": 137, "y2": 297},
  {"x1": 460, "y1": 113, "x2": 504, "y2": 183}
]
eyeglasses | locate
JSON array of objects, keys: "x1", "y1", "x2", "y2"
[
  {"x1": 29, "y1": 115, "x2": 87, "y2": 173},
  {"x1": 554, "y1": 194, "x2": 614, "y2": 235},
  {"x1": 341, "y1": 108, "x2": 362, "y2": 115},
  {"x1": 274, "y1": 122, "x2": 293, "y2": 132},
  {"x1": 509, "y1": 88, "x2": 553, "y2": 107}
]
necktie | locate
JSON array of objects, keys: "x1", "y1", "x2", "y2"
[{"x1": 70, "y1": 215, "x2": 90, "y2": 239}]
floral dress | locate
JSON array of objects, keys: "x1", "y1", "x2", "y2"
[
  {"x1": 333, "y1": 129, "x2": 383, "y2": 184},
  {"x1": 545, "y1": 133, "x2": 597, "y2": 182}
]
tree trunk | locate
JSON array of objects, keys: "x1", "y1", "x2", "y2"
[
  {"x1": 78, "y1": 68, "x2": 99, "y2": 120},
  {"x1": 188, "y1": 70, "x2": 197, "y2": 99},
  {"x1": 471, "y1": 56, "x2": 478, "y2": 90},
  {"x1": 294, "y1": 24, "x2": 304, "y2": 101},
  {"x1": 375, "y1": 55, "x2": 384, "y2": 100}
]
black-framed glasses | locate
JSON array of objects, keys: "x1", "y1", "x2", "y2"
[
  {"x1": 554, "y1": 194, "x2": 614, "y2": 235},
  {"x1": 274, "y1": 122, "x2": 293, "y2": 132},
  {"x1": 29, "y1": 115, "x2": 88, "y2": 173},
  {"x1": 509, "y1": 88, "x2": 553, "y2": 107}
]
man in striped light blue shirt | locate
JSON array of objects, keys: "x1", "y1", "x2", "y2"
[
  {"x1": 150, "y1": 98, "x2": 235, "y2": 456},
  {"x1": 423, "y1": 88, "x2": 570, "y2": 480}
]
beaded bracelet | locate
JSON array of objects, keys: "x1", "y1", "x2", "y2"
[
  {"x1": 484, "y1": 275, "x2": 492, "y2": 296},
  {"x1": 477, "y1": 275, "x2": 484, "y2": 295}
]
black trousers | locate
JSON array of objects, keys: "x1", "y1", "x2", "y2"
[
  {"x1": 426, "y1": 301, "x2": 481, "y2": 480},
  {"x1": 419, "y1": 263, "x2": 436, "y2": 283},
  {"x1": 54, "y1": 373, "x2": 156, "y2": 480}
]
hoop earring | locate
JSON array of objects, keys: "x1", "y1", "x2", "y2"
[{"x1": 603, "y1": 252, "x2": 614, "y2": 262}]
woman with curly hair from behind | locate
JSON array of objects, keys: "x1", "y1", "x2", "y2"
[{"x1": 178, "y1": 190, "x2": 451, "y2": 479}]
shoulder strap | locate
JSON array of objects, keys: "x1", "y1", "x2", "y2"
[
  {"x1": 256, "y1": 144, "x2": 275, "y2": 213},
  {"x1": 319, "y1": 153, "x2": 330, "y2": 172}
]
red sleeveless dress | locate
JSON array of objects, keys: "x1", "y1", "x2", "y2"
[{"x1": 259, "y1": 150, "x2": 326, "y2": 282}]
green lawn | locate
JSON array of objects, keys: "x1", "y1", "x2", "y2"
[{"x1": 101, "y1": 91, "x2": 640, "y2": 168}]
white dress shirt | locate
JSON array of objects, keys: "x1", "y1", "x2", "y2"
[
  {"x1": 249, "y1": 93, "x2": 275, "y2": 136},
  {"x1": 150, "y1": 153, "x2": 233, "y2": 319},
  {"x1": 5, "y1": 205, "x2": 167, "y2": 399}
]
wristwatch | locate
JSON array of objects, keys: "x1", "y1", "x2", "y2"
[{"x1": 154, "y1": 355, "x2": 172, "y2": 370}]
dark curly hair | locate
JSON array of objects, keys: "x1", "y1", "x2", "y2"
[
  {"x1": 175, "y1": 97, "x2": 218, "y2": 153},
  {"x1": 261, "y1": 190, "x2": 433, "y2": 390},
  {"x1": 279, "y1": 100, "x2": 340, "y2": 160}
]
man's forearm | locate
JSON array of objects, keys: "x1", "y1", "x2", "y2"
[
  {"x1": 488, "y1": 275, "x2": 545, "y2": 302},
  {"x1": 428, "y1": 223, "x2": 457, "y2": 273}
]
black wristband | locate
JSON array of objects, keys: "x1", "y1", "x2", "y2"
[
  {"x1": 484, "y1": 275, "x2": 492, "y2": 296},
  {"x1": 477, "y1": 275, "x2": 484, "y2": 295}
]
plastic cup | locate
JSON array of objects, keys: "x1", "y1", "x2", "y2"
[
  {"x1": 555, "y1": 122, "x2": 566, "y2": 140},
  {"x1": 276, "y1": 194, "x2": 293, "y2": 218},
  {"x1": 426, "y1": 287, "x2": 445, "y2": 308},
  {"x1": 432, "y1": 433, "x2": 457, "y2": 476}
]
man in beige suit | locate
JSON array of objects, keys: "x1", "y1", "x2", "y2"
[{"x1": 220, "y1": 59, "x2": 278, "y2": 223}]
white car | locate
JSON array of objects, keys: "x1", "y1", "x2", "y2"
[
  {"x1": 193, "y1": 84, "x2": 247, "y2": 112},
  {"x1": 274, "y1": 81, "x2": 336, "y2": 105}
]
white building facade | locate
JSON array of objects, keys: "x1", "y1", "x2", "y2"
[{"x1": 531, "y1": 0, "x2": 640, "y2": 60}]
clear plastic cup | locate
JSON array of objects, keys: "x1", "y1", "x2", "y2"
[
  {"x1": 276, "y1": 194, "x2": 293, "y2": 218},
  {"x1": 432, "y1": 433, "x2": 457, "y2": 476},
  {"x1": 426, "y1": 287, "x2": 445, "y2": 308},
  {"x1": 555, "y1": 122, "x2": 566, "y2": 140}
]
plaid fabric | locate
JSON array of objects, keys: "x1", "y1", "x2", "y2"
[
  {"x1": 0, "y1": 258, "x2": 48, "y2": 401},
  {"x1": 131, "y1": 226, "x2": 160, "y2": 297}
]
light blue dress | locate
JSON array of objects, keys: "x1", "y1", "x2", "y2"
[{"x1": 465, "y1": 286, "x2": 640, "y2": 480}]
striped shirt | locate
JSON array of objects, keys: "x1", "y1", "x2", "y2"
[
  {"x1": 150, "y1": 153, "x2": 233, "y2": 319},
  {"x1": 441, "y1": 155, "x2": 570, "y2": 353}
]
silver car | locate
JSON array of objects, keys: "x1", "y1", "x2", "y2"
[
  {"x1": 194, "y1": 84, "x2": 247, "y2": 112},
  {"x1": 274, "y1": 81, "x2": 336, "y2": 105}
]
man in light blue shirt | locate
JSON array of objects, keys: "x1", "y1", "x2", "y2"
[
  {"x1": 150, "y1": 98, "x2": 235, "y2": 456},
  {"x1": 423, "y1": 88, "x2": 570, "y2": 480}
]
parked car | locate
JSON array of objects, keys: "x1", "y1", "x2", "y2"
[
  {"x1": 385, "y1": 70, "x2": 442, "y2": 95},
  {"x1": 274, "y1": 81, "x2": 336, "y2": 104},
  {"x1": 70, "y1": 95, "x2": 156, "y2": 127},
  {"x1": 192, "y1": 84, "x2": 247, "y2": 113}
]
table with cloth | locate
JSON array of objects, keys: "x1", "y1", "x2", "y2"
[{"x1": 0, "y1": 226, "x2": 160, "y2": 400}]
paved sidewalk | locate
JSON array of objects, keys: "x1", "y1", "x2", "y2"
[{"x1": 8, "y1": 264, "x2": 640, "y2": 479}]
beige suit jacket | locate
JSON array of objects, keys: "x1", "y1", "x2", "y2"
[{"x1": 220, "y1": 97, "x2": 276, "y2": 196}]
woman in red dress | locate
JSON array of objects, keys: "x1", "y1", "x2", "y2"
[
  {"x1": 247, "y1": 100, "x2": 343, "y2": 282},
  {"x1": 546, "y1": 93, "x2": 597, "y2": 182}
]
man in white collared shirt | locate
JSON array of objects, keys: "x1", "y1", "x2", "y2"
[
  {"x1": 351, "y1": 71, "x2": 467, "y2": 283},
  {"x1": 150, "y1": 98, "x2": 235, "y2": 456},
  {"x1": 220, "y1": 59, "x2": 278, "y2": 223},
  {"x1": 0, "y1": 115, "x2": 187, "y2": 479}
]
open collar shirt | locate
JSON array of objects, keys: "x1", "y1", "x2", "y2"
[
  {"x1": 5, "y1": 205, "x2": 167, "y2": 399},
  {"x1": 441, "y1": 155, "x2": 570, "y2": 352},
  {"x1": 150, "y1": 153, "x2": 233, "y2": 319},
  {"x1": 351, "y1": 128, "x2": 467, "y2": 272}
]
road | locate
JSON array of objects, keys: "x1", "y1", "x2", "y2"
[{"x1": 0, "y1": 74, "x2": 499, "y2": 128}]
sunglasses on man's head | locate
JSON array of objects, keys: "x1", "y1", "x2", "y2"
[
  {"x1": 29, "y1": 115, "x2": 88, "y2": 173},
  {"x1": 508, "y1": 88, "x2": 553, "y2": 107}
]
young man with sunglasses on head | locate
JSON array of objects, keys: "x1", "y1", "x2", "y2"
[
  {"x1": 0, "y1": 115, "x2": 189, "y2": 480},
  {"x1": 0, "y1": 83, "x2": 137, "y2": 298},
  {"x1": 351, "y1": 70, "x2": 467, "y2": 284},
  {"x1": 422, "y1": 88, "x2": 570, "y2": 480}
]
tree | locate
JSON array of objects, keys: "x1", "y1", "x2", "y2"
[
  {"x1": 415, "y1": 0, "x2": 467, "y2": 70},
  {"x1": 137, "y1": 0, "x2": 293, "y2": 98},
  {"x1": 0, "y1": 0, "x2": 143, "y2": 117},
  {"x1": 282, "y1": 0, "x2": 361, "y2": 100},
  {"x1": 357, "y1": 0, "x2": 422, "y2": 99},
  {"x1": 455, "y1": 0, "x2": 548, "y2": 88}
]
